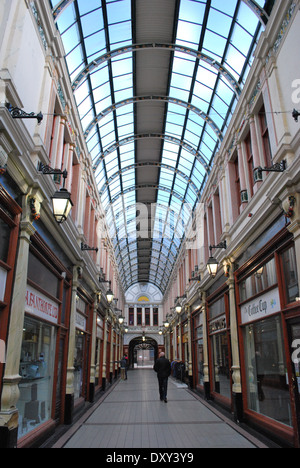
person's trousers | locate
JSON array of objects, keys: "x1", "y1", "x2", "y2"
[{"x1": 158, "y1": 376, "x2": 168, "y2": 400}]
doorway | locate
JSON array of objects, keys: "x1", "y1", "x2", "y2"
[
  {"x1": 135, "y1": 344, "x2": 155, "y2": 368},
  {"x1": 129, "y1": 337, "x2": 158, "y2": 369}
]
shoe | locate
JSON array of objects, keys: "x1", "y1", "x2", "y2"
[
  {"x1": 160, "y1": 397, "x2": 163, "y2": 401},
  {"x1": 164, "y1": 399, "x2": 168, "y2": 403}
]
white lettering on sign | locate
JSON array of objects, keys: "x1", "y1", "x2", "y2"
[
  {"x1": 241, "y1": 288, "x2": 281, "y2": 325},
  {"x1": 25, "y1": 285, "x2": 59, "y2": 324}
]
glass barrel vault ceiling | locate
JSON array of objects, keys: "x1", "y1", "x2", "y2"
[{"x1": 50, "y1": 0, "x2": 272, "y2": 294}]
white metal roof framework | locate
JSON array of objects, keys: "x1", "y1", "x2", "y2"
[{"x1": 50, "y1": 0, "x2": 274, "y2": 294}]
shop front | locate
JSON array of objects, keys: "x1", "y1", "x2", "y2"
[
  {"x1": 74, "y1": 291, "x2": 93, "y2": 406},
  {"x1": 207, "y1": 286, "x2": 232, "y2": 410},
  {"x1": 0, "y1": 184, "x2": 22, "y2": 403},
  {"x1": 95, "y1": 313, "x2": 104, "y2": 390},
  {"x1": 236, "y1": 227, "x2": 300, "y2": 447},
  {"x1": 192, "y1": 308, "x2": 205, "y2": 391},
  {"x1": 17, "y1": 232, "x2": 72, "y2": 446}
]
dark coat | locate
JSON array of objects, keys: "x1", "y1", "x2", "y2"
[{"x1": 154, "y1": 357, "x2": 171, "y2": 379}]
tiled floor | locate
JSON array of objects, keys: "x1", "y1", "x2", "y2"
[{"x1": 54, "y1": 369, "x2": 268, "y2": 449}]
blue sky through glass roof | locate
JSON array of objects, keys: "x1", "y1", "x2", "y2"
[{"x1": 50, "y1": 0, "x2": 266, "y2": 293}]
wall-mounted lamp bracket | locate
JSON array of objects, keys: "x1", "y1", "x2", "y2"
[
  {"x1": 81, "y1": 242, "x2": 98, "y2": 253},
  {"x1": 38, "y1": 163, "x2": 68, "y2": 186},
  {"x1": 256, "y1": 160, "x2": 286, "y2": 178},
  {"x1": 6, "y1": 103, "x2": 43, "y2": 124},
  {"x1": 209, "y1": 241, "x2": 227, "y2": 254}
]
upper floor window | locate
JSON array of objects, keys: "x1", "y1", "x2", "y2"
[
  {"x1": 259, "y1": 105, "x2": 272, "y2": 168},
  {"x1": 245, "y1": 133, "x2": 254, "y2": 197}
]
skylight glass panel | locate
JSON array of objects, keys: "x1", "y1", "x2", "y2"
[
  {"x1": 52, "y1": 0, "x2": 267, "y2": 293},
  {"x1": 81, "y1": 11, "x2": 104, "y2": 38}
]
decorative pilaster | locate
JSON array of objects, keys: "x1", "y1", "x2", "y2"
[
  {"x1": 64, "y1": 265, "x2": 81, "y2": 424},
  {"x1": 200, "y1": 291, "x2": 210, "y2": 400},
  {"x1": 226, "y1": 262, "x2": 243, "y2": 422},
  {"x1": 186, "y1": 304, "x2": 193, "y2": 388},
  {"x1": 101, "y1": 310, "x2": 109, "y2": 390},
  {"x1": 89, "y1": 294, "x2": 99, "y2": 403}
]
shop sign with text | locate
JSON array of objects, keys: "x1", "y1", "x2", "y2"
[
  {"x1": 25, "y1": 285, "x2": 59, "y2": 324},
  {"x1": 241, "y1": 288, "x2": 281, "y2": 325}
]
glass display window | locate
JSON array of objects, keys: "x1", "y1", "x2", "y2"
[
  {"x1": 243, "y1": 316, "x2": 292, "y2": 427},
  {"x1": 18, "y1": 316, "x2": 56, "y2": 439},
  {"x1": 208, "y1": 292, "x2": 231, "y2": 401},
  {"x1": 195, "y1": 317, "x2": 204, "y2": 387},
  {"x1": 74, "y1": 330, "x2": 86, "y2": 400}
]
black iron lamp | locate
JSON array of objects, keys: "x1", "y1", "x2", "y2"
[
  {"x1": 39, "y1": 163, "x2": 73, "y2": 224},
  {"x1": 99, "y1": 278, "x2": 114, "y2": 304},
  {"x1": 115, "y1": 309, "x2": 125, "y2": 325},
  {"x1": 207, "y1": 241, "x2": 227, "y2": 278},
  {"x1": 175, "y1": 294, "x2": 186, "y2": 313},
  {"x1": 51, "y1": 186, "x2": 73, "y2": 224},
  {"x1": 163, "y1": 315, "x2": 170, "y2": 328}
]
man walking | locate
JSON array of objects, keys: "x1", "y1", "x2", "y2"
[
  {"x1": 120, "y1": 355, "x2": 127, "y2": 380},
  {"x1": 154, "y1": 352, "x2": 171, "y2": 403}
]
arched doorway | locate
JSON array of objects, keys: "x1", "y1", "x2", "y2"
[
  {"x1": 129, "y1": 337, "x2": 159, "y2": 369},
  {"x1": 135, "y1": 344, "x2": 155, "y2": 368}
]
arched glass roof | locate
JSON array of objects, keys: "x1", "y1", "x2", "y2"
[{"x1": 50, "y1": 0, "x2": 273, "y2": 294}]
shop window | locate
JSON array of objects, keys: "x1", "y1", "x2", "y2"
[
  {"x1": 209, "y1": 296, "x2": 225, "y2": 319},
  {"x1": 259, "y1": 106, "x2": 272, "y2": 168},
  {"x1": 28, "y1": 252, "x2": 60, "y2": 299},
  {"x1": 18, "y1": 316, "x2": 56, "y2": 439},
  {"x1": 0, "y1": 217, "x2": 10, "y2": 263},
  {"x1": 74, "y1": 292, "x2": 90, "y2": 400},
  {"x1": 74, "y1": 330, "x2": 85, "y2": 400},
  {"x1": 211, "y1": 332, "x2": 231, "y2": 399},
  {"x1": 194, "y1": 314, "x2": 204, "y2": 387},
  {"x1": 243, "y1": 316, "x2": 292, "y2": 427},
  {"x1": 208, "y1": 294, "x2": 231, "y2": 400},
  {"x1": 281, "y1": 245, "x2": 299, "y2": 304},
  {"x1": 239, "y1": 257, "x2": 277, "y2": 303}
]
